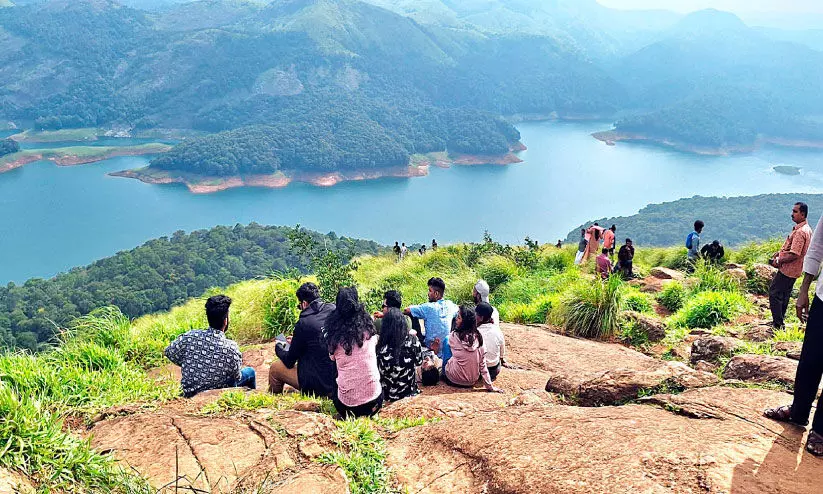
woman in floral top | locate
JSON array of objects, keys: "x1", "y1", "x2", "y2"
[{"x1": 377, "y1": 308, "x2": 423, "y2": 402}]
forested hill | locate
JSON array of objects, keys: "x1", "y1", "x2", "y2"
[
  {"x1": 565, "y1": 194, "x2": 823, "y2": 248},
  {"x1": 0, "y1": 224, "x2": 381, "y2": 351}
]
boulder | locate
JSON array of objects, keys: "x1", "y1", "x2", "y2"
[
  {"x1": 722, "y1": 354, "x2": 798, "y2": 387},
  {"x1": 774, "y1": 341, "x2": 803, "y2": 360},
  {"x1": 695, "y1": 360, "x2": 719, "y2": 373},
  {"x1": 266, "y1": 466, "x2": 349, "y2": 494},
  {"x1": 0, "y1": 468, "x2": 34, "y2": 494},
  {"x1": 386, "y1": 387, "x2": 823, "y2": 493},
  {"x1": 751, "y1": 263, "x2": 778, "y2": 285},
  {"x1": 725, "y1": 263, "x2": 745, "y2": 270},
  {"x1": 690, "y1": 335, "x2": 742, "y2": 363},
  {"x1": 744, "y1": 323, "x2": 775, "y2": 342},
  {"x1": 726, "y1": 267, "x2": 748, "y2": 283},
  {"x1": 623, "y1": 311, "x2": 666, "y2": 342},
  {"x1": 649, "y1": 267, "x2": 685, "y2": 281}
]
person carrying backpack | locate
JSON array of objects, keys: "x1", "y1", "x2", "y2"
[{"x1": 687, "y1": 221, "x2": 704, "y2": 263}]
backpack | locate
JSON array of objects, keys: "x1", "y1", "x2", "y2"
[{"x1": 686, "y1": 232, "x2": 695, "y2": 249}]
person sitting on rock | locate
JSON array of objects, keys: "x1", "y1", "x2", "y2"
[
  {"x1": 616, "y1": 238, "x2": 635, "y2": 279},
  {"x1": 473, "y1": 279, "x2": 499, "y2": 326},
  {"x1": 437, "y1": 305, "x2": 502, "y2": 392},
  {"x1": 700, "y1": 240, "x2": 725, "y2": 264},
  {"x1": 596, "y1": 248, "x2": 613, "y2": 280},
  {"x1": 325, "y1": 287, "x2": 383, "y2": 418},
  {"x1": 268, "y1": 282, "x2": 337, "y2": 399},
  {"x1": 164, "y1": 295, "x2": 255, "y2": 398},
  {"x1": 404, "y1": 277, "x2": 458, "y2": 361},
  {"x1": 376, "y1": 307, "x2": 423, "y2": 402},
  {"x1": 476, "y1": 302, "x2": 506, "y2": 381}
]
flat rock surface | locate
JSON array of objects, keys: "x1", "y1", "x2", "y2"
[
  {"x1": 500, "y1": 324, "x2": 717, "y2": 405},
  {"x1": 722, "y1": 354, "x2": 798, "y2": 387},
  {"x1": 386, "y1": 387, "x2": 823, "y2": 493}
]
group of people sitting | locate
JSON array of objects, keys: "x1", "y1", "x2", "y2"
[
  {"x1": 165, "y1": 277, "x2": 506, "y2": 419},
  {"x1": 574, "y1": 223, "x2": 636, "y2": 279}
]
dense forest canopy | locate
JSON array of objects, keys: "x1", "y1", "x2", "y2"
[
  {"x1": 0, "y1": 224, "x2": 381, "y2": 351},
  {"x1": 565, "y1": 194, "x2": 823, "y2": 248},
  {"x1": 0, "y1": 138, "x2": 18, "y2": 157}
]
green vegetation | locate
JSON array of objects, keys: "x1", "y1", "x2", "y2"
[
  {"x1": 9, "y1": 128, "x2": 100, "y2": 142},
  {"x1": 1, "y1": 224, "x2": 380, "y2": 351},
  {"x1": 657, "y1": 281, "x2": 687, "y2": 312},
  {"x1": 624, "y1": 290, "x2": 654, "y2": 313},
  {"x1": 0, "y1": 137, "x2": 18, "y2": 157},
  {"x1": 554, "y1": 276, "x2": 625, "y2": 339},
  {"x1": 669, "y1": 291, "x2": 750, "y2": 329},
  {"x1": 318, "y1": 419, "x2": 394, "y2": 494},
  {"x1": 567, "y1": 194, "x2": 822, "y2": 247},
  {"x1": 690, "y1": 261, "x2": 741, "y2": 294},
  {"x1": 200, "y1": 389, "x2": 336, "y2": 416}
]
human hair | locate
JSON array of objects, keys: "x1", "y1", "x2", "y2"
[
  {"x1": 694, "y1": 220, "x2": 704, "y2": 231},
  {"x1": 581, "y1": 229, "x2": 585, "y2": 236},
  {"x1": 602, "y1": 248, "x2": 609, "y2": 254},
  {"x1": 324, "y1": 286, "x2": 375, "y2": 356},
  {"x1": 296, "y1": 282, "x2": 320, "y2": 304},
  {"x1": 205, "y1": 295, "x2": 232, "y2": 330},
  {"x1": 421, "y1": 366, "x2": 440, "y2": 386},
  {"x1": 594, "y1": 229, "x2": 601, "y2": 241},
  {"x1": 428, "y1": 277, "x2": 446, "y2": 296},
  {"x1": 384, "y1": 290, "x2": 402, "y2": 309},
  {"x1": 611, "y1": 224, "x2": 616, "y2": 231},
  {"x1": 626, "y1": 238, "x2": 632, "y2": 244},
  {"x1": 796, "y1": 202, "x2": 809, "y2": 217},
  {"x1": 376, "y1": 308, "x2": 409, "y2": 364},
  {"x1": 454, "y1": 305, "x2": 483, "y2": 348},
  {"x1": 475, "y1": 302, "x2": 494, "y2": 323}
]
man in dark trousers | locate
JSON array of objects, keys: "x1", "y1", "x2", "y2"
[
  {"x1": 268, "y1": 282, "x2": 337, "y2": 398},
  {"x1": 764, "y1": 206, "x2": 823, "y2": 456},
  {"x1": 616, "y1": 238, "x2": 635, "y2": 278},
  {"x1": 768, "y1": 202, "x2": 812, "y2": 329}
]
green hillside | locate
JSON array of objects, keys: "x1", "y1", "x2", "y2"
[{"x1": 566, "y1": 194, "x2": 823, "y2": 247}]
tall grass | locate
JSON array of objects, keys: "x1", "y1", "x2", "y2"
[
  {"x1": 554, "y1": 276, "x2": 625, "y2": 339},
  {"x1": 690, "y1": 260, "x2": 742, "y2": 294},
  {"x1": 657, "y1": 281, "x2": 687, "y2": 312},
  {"x1": 669, "y1": 291, "x2": 750, "y2": 329},
  {"x1": 731, "y1": 239, "x2": 784, "y2": 265}
]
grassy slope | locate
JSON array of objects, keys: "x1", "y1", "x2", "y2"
[
  {"x1": 0, "y1": 239, "x2": 804, "y2": 492},
  {"x1": 10, "y1": 128, "x2": 101, "y2": 142}
]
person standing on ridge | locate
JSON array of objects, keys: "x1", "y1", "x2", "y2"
[
  {"x1": 687, "y1": 220, "x2": 704, "y2": 264},
  {"x1": 400, "y1": 242, "x2": 408, "y2": 260},
  {"x1": 556, "y1": 240, "x2": 562, "y2": 249},
  {"x1": 432, "y1": 239, "x2": 438, "y2": 250},
  {"x1": 574, "y1": 229, "x2": 588, "y2": 265},
  {"x1": 616, "y1": 238, "x2": 635, "y2": 279},
  {"x1": 164, "y1": 295, "x2": 256, "y2": 398},
  {"x1": 768, "y1": 202, "x2": 812, "y2": 330},
  {"x1": 393, "y1": 242, "x2": 401, "y2": 261},
  {"x1": 582, "y1": 223, "x2": 603, "y2": 263},
  {"x1": 603, "y1": 225, "x2": 616, "y2": 259},
  {"x1": 764, "y1": 203, "x2": 823, "y2": 457}
]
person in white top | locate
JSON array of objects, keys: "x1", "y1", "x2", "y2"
[
  {"x1": 472, "y1": 279, "x2": 500, "y2": 326},
  {"x1": 476, "y1": 302, "x2": 505, "y2": 381},
  {"x1": 764, "y1": 211, "x2": 823, "y2": 456},
  {"x1": 400, "y1": 242, "x2": 408, "y2": 260}
]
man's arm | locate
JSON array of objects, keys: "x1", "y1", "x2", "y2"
[
  {"x1": 163, "y1": 334, "x2": 186, "y2": 366},
  {"x1": 276, "y1": 322, "x2": 307, "y2": 369},
  {"x1": 797, "y1": 217, "x2": 823, "y2": 321}
]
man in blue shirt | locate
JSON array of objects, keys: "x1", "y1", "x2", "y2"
[
  {"x1": 687, "y1": 220, "x2": 704, "y2": 262},
  {"x1": 404, "y1": 277, "x2": 458, "y2": 359}
]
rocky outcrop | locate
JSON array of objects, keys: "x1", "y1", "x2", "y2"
[
  {"x1": 623, "y1": 311, "x2": 666, "y2": 342},
  {"x1": 690, "y1": 335, "x2": 742, "y2": 363},
  {"x1": 726, "y1": 267, "x2": 748, "y2": 283},
  {"x1": 0, "y1": 467, "x2": 34, "y2": 494},
  {"x1": 387, "y1": 387, "x2": 823, "y2": 493},
  {"x1": 775, "y1": 341, "x2": 803, "y2": 360},
  {"x1": 649, "y1": 267, "x2": 685, "y2": 280},
  {"x1": 722, "y1": 354, "x2": 798, "y2": 387}
]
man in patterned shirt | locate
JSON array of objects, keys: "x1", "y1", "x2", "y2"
[{"x1": 164, "y1": 295, "x2": 256, "y2": 398}]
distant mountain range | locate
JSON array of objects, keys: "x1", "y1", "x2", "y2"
[{"x1": 2, "y1": 0, "x2": 823, "y2": 174}]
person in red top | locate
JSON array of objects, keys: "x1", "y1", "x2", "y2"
[
  {"x1": 595, "y1": 248, "x2": 612, "y2": 280},
  {"x1": 603, "y1": 225, "x2": 616, "y2": 258},
  {"x1": 768, "y1": 202, "x2": 813, "y2": 329}
]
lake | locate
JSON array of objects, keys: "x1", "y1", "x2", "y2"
[{"x1": 2, "y1": 120, "x2": 823, "y2": 283}]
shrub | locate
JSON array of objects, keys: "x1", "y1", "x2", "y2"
[
  {"x1": 261, "y1": 280, "x2": 301, "y2": 340},
  {"x1": 732, "y1": 239, "x2": 784, "y2": 265},
  {"x1": 690, "y1": 260, "x2": 741, "y2": 294},
  {"x1": 477, "y1": 255, "x2": 519, "y2": 291},
  {"x1": 657, "y1": 281, "x2": 687, "y2": 312},
  {"x1": 540, "y1": 249, "x2": 575, "y2": 272},
  {"x1": 624, "y1": 290, "x2": 654, "y2": 313},
  {"x1": 670, "y1": 291, "x2": 749, "y2": 329},
  {"x1": 618, "y1": 319, "x2": 649, "y2": 347},
  {"x1": 555, "y1": 276, "x2": 625, "y2": 339}
]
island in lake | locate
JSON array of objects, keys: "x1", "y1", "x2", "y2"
[{"x1": 0, "y1": 143, "x2": 173, "y2": 173}]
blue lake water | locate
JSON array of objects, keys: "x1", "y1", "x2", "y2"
[{"x1": 2, "y1": 120, "x2": 823, "y2": 283}]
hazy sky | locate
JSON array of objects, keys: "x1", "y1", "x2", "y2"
[{"x1": 597, "y1": 0, "x2": 823, "y2": 14}]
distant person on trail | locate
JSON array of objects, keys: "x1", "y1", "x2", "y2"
[
  {"x1": 473, "y1": 279, "x2": 500, "y2": 326},
  {"x1": 764, "y1": 205, "x2": 823, "y2": 457},
  {"x1": 574, "y1": 229, "x2": 588, "y2": 265},
  {"x1": 687, "y1": 220, "x2": 704, "y2": 263},
  {"x1": 603, "y1": 225, "x2": 616, "y2": 258},
  {"x1": 419, "y1": 245, "x2": 426, "y2": 255},
  {"x1": 556, "y1": 240, "x2": 563, "y2": 249},
  {"x1": 476, "y1": 302, "x2": 506, "y2": 381},
  {"x1": 596, "y1": 248, "x2": 612, "y2": 280},
  {"x1": 393, "y1": 242, "x2": 401, "y2": 261},
  {"x1": 164, "y1": 295, "x2": 255, "y2": 398},
  {"x1": 616, "y1": 238, "x2": 635, "y2": 278},
  {"x1": 582, "y1": 223, "x2": 603, "y2": 263},
  {"x1": 400, "y1": 242, "x2": 408, "y2": 260},
  {"x1": 432, "y1": 239, "x2": 438, "y2": 250},
  {"x1": 376, "y1": 307, "x2": 423, "y2": 402},
  {"x1": 268, "y1": 282, "x2": 337, "y2": 398},
  {"x1": 768, "y1": 202, "x2": 812, "y2": 330},
  {"x1": 701, "y1": 240, "x2": 725, "y2": 264},
  {"x1": 440, "y1": 305, "x2": 502, "y2": 392},
  {"x1": 324, "y1": 287, "x2": 383, "y2": 418},
  {"x1": 404, "y1": 277, "x2": 458, "y2": 360}
]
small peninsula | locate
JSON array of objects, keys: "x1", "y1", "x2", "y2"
[{"x1": 0, "y1": 143, "x2": 173, "y2": 173}]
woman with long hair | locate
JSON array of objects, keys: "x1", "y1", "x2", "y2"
[
  {"x1": 442, "y1": 305, "x2": 502, "y2": 392},
  {"x1": 376, "y1": 307, "x2": 423, "y2": 401},
  {"x1": 324, "y1": 286, "x2": 383, "y2": 418}
]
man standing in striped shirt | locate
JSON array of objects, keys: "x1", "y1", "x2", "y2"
[{"x1": 764, "y1": 205, "x2": 823, "y2": 456}]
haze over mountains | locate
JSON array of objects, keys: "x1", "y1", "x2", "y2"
[{"x1": 2, "y1": 0, "x2": 823, "y2": 174}]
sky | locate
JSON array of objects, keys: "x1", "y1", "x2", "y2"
[{"x1": 597, "y1": 0, "x2": 823, "y2": 14}]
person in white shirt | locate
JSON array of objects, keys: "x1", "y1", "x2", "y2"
[
  {"x1": 400, "y1": 242, "x2": 408, "y2": 260},
  {"x1": 764, "y1": 211, "x2": 823, "y2": 456},
  {"x1": 476, "y1": 302, "x2": 505, "y2": 381},
  {"x1": 472, "y1": 279, "x2": 500, "y2": 326}
]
